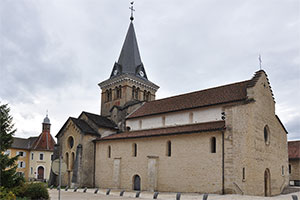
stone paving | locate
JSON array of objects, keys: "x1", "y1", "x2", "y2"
[{"x1": 49, "y1": 188, "x2": 300, "y2": 200}]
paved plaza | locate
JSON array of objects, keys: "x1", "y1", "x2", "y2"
[{"x1": 49, "y1": 188, "x2": 300, "y2": 200}]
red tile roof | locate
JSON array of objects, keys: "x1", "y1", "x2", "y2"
[
  {"x1": 97, "y1": 121, "x2": 225, "y2": 141},
  {"x1": 127, "y1": 70, "x2": 267, "y2": 119},
  {"x1": 31, "y1": 131, "x2": 56, "y2": 151},
  {"x1": 288, "y1": 140, "x2": 300, "y2": 159}
]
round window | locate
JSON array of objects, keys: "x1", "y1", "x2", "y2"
[{"x1": 68, "y1": 136, "x2": 74, "y2": 149}]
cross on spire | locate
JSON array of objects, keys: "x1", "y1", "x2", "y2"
[
  {"x1": 129, "y1": 1, "x2": 135, "y2": 21},
  {"x1": 259, "y1": 54, "x2": 262, "y2": 70}
]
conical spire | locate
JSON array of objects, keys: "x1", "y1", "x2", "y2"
[{"x1": 110, "y1": 22, "x2": 148, "y2": 80}]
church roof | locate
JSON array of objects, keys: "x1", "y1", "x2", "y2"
[
  {"x1": 97, "y1": 121, "x2": 225, "y2": 141},
  {"x1": 70, "y1": 117, "x2": 99, "y2": 136},
  {"x1": 106, "y1": 22, "x2": 149, "y2": 81},
  {"x1": 56, "y1": 112, "x2": 117, "y2": 138},
  {"x1": 11, "y1": 137, "x2": 38, "y2": 150},
  {"x1": 288, "y1": 140, "x2": 300, "y2": 159},
  {"x1": 31, "y1": 131, "x2": 56, "y2": 151},
  {"x1": 117, "y1": 22, "x2": 143, "y2": 75},
  {"x1": 127, "y1": 70, "x2": 267, "y2": 119},
  {"x1": 81, "y1": 111, "x2": 117, "y2": 129}
]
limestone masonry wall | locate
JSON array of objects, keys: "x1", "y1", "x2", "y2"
[{"x1": 96, "y1": 131, "x2": 223, "y2": 193}]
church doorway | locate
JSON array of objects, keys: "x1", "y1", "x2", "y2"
[
  {"x1": 133, "y1": 175, "x2": 141, "y2": 191},
  {"x1": 264, "y1": 168, "x2": 271, "y2": 196},
  {"x1": 37, "y1": 166, "x2": 44, "y2": 180}
]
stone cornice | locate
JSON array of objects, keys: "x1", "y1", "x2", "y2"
[{"x1": 99, "y1": 74, "x2": 159, "y2": 91}]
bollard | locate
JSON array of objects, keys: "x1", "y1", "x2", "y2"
[
  {"x1": 65, "y1": 186, "x2": 69, "y2": 191},
  {"x1": 83, "y1": 187, "x2": 87, "y2": 193},
  {"x1": 74, "y1": 187, "x2": 78, "y2": 192},
  {"x1": 153, "y1": 192, "x2": 159, "y2": 199},
  {"x1": 292, "y1": 195, "x2": 298, "y2": 200},
  {"x1": 203, "y1": 194, "x2": 208, "y2": 200},
  {"x1": 176, "y1": 192, "x2": 181, "y2": 200},
  {"x1": 94, "y1": 188, "x2": 99, "y2": 194},
  {"x1": 50, "y1": 185, "x2": 54, "y2": 190},
  {"x1": 106, "y1": 189, "x2": 111, "y2": 195},
  {"x1": 135, "y1": 191, "x2": 140, "y2": 198},
  {"x1": 120, "y1": 190, "x2": 125, "y2": 196}
]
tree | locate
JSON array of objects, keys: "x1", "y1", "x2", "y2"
[{"x1": 0, "y1": 103, "x2": 24, "y2": 188}]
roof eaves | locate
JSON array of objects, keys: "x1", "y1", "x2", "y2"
[
  {"x1": 276, "y1": 115, "x2": 288, "y2": 134},
  {"x1": 95, "y1": 122, "x2": 226, "y2": 142}
]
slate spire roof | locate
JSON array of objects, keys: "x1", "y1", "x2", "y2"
[{"x1": 110, "y1": 22, "x2": 148, "y2": 80}]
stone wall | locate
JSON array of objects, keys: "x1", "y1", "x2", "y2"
[
  {"x1": 223, "y1": 72, "x2": 288, "y2": 196},
  {"x1": 95, "y1": 131, "x2": 223, "y2": 193},
  {"x1": 289, "y1": 159, "x2": 300, "y2": 181}
]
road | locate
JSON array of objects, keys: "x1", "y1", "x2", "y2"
[{"x1": 49, "y1": 188, "x2": 299, "y2": 200}]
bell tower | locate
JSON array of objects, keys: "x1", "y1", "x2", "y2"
[{"x1": 99, "y1": 11, "x2": 159, "y2": 117}]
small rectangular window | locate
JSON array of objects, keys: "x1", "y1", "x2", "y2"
[
  {"x1": 4, "y1": 150, "x2": 10, "y2": 156},
  {"x1": 31, "y1": 167, "x2": 33, "y2": 174},
  {"x1": 289, "y1": 164, "x2": 291, "y2": 174},
  {"x1": 18, "y1": 161, "x2": 25, "y2": 168},
  {"x1": 282, "y1": 166, "x2": 284, "y2": 176},
  {"x1": 211, "y1": 137, "x2": 216, "y2": 153},
  {"x1": 162, "y1": 116, "x2": 166, "y2": 126},
  {"x1": 242, "y1": 167, "x2": 246, "y2": 181},
  {"x1": 39, "y1": 153, "x2": 44, "y2": 160},
  {"x1": 18, "y1": 151, "x2": 24, "y2": 157},
  {"x1": 132, "y1": 143, "x2": 137, "y2": 157},
  {"x1": 166, "y1": 141, "x2": 171, "y2": 157},
  {"x1": 108, "y1": 146, "x2": 111, "y2": 158},
  {"x1": 31, "y1": 153, "x2": 34, "y2": 160}
]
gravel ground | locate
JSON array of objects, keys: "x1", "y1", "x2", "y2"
[{"x1": 49, "y1": 189, "x2": 300, "y2": 200}]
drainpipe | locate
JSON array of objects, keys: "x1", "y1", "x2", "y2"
[
  {"x1": 93, "y1": 141, "x2": 96, "y2": 188},
  {"x1": 222, "y1": 131, "x2": 225, "y2": 195}
]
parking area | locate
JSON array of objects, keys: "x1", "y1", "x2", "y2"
[{"x1": 49, "y1": 188, "x2": 300, "y2": 200}]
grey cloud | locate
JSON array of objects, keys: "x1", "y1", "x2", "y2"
[{"x1": 0, "y1": 1, "x2": 79, "y2": 103}]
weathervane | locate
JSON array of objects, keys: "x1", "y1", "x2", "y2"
[
  {"x1": 129, "y1": 1, "x2": 135, "y2": 21},
  {"x1": 46, "y1": 109, "x2": 48, "y2": 117},
  {"x1": 258, "y1": 54, "x2": 262, "y2": 70}
]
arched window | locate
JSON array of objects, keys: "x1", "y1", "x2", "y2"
[
  {"x1": 264, "y1": 125, "x2": 270, "y2": 145},
  {"x1": 132, "y1": 143, "x2": 137, "y2": 157},
  {"x1": 132, "y1": 86, "x2": 136, "y2": 99},
  {"x1": 114, "y1": 86, "x2": 118, "y2": 99},
  {"x1": 65, "y1": 152, "x2": 69, "y2": 169},
  {"x1": 211, "y1": 137, "x2": 216, "y2": 153},
  {"x1": 118, "y1": 85, "x2": 122, "y2": 98},
  {"x1": 109, "y1": 89, "x2": 112, "y2": 101},
  {"x1": 147, "y1": 92, "x2": 151, "y2": 101},
  {"x1": 143, "y1": 90, "x2": 147, "y2": 100},
  {"x1": 68, "y1": 136, "x2": 74, "y2": 149},
  {"x1": 71, "y1": 152, "x2": 75, "y2": 170},
  {"x1": 136, "y1": 87, "x2": 140, "y2": 100},
  {"x1": 166, "y1": 141, "x2": 171, "y2": 157},
  {"x1": 108, "y1": 146, "x2": 111, "y2": 158},
  {"x1": 105, "y1": 90, "x2": 109, "y2": 102}
]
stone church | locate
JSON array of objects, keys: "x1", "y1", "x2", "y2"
[{"x1": 52, "y1": 17, "x2": 289, "y2": 196}]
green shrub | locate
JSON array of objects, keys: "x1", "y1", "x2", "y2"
[
  {"x1": 0, "y1": 186, "x2": 16, "y2": 200},
  {"x1": 23, "y1": 183, "x2": 49, "y2": 200}
]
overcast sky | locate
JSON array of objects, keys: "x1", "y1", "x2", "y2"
[{"x1": 0, "y1": 0, "x2": 299, "y2": 141}]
